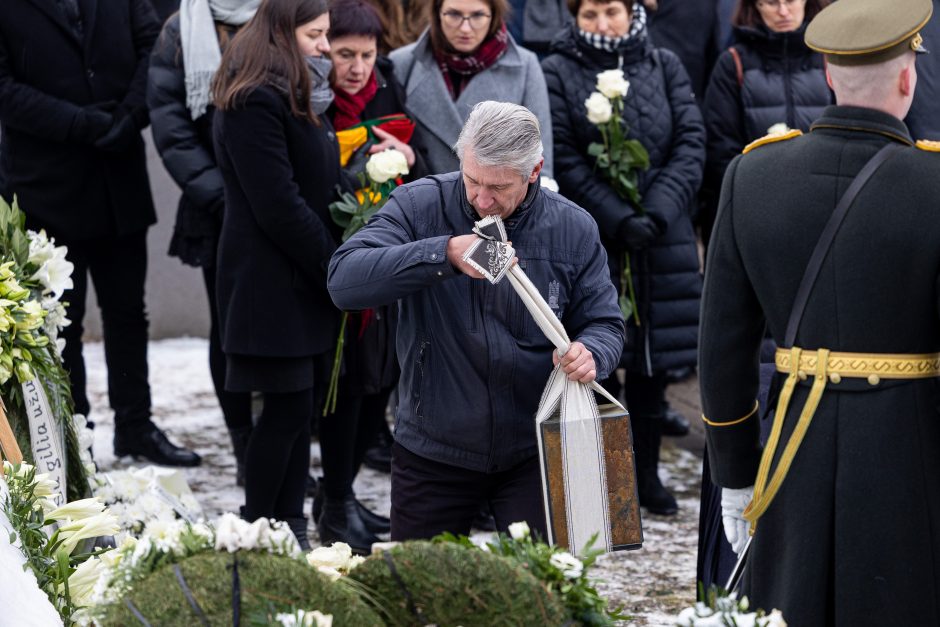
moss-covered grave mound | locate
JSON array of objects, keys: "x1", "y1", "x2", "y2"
[
  {"x1": 349, "y1": 540, "x2": 567, "y2": 626},
  {"x1": 102, "y1": 550, "x2": 383, "y2": 626}
]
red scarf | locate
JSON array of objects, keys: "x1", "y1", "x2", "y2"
[
  {"x1": 332, "y1": 71, "x2": 379, "y2": 131},
  {"x1": 434, "y1": 24, "x2": 509, "y2": 100}
]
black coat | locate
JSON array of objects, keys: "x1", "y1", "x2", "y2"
[
  {"x1": 905, "y1": 0, "x2": 940, "y2": 139},
  {"x1": 701, "y1": 24, "x2": 831, "y2": 237},
  {"x1": 541, "y1": 27, "x2": 705, "y2": 374},
  {"x1": 701, "y1": 106, "x2": 940, "y2": 626},
  {"x1": 0, "y1": 0, "x2": 160, "y2": 239},
  {"x1": 646, "y1": 0, "x2": 720, "y2": 102},
  {"x1": 213, "y1": 86, "x2": 342, "y2": 358},
  {"x1": 148, "y1": 14, "x2": 233, "y2": 268}
]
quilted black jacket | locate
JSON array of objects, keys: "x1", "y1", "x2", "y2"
[{"x1": 541, "y1": 25, "x2": 705, "y2": 374}]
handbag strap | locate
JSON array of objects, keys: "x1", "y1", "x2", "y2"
[{"x1": 783, "y1": 142, "x2": 903, "y2": 347}]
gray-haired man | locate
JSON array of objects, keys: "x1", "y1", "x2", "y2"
[{"x1": 328, "y1": 101, "x2": 624, "y2": 540}]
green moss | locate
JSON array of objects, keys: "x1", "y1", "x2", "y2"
[
  {"x1": 102, "y1": 551, "x2": 382, "y2": 626},
  {"x1": 348, "y1": 541, "x2": 568, "y2": 626}
]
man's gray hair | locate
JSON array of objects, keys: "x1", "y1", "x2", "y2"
[{"x1": 454, "y1": 101, "x2": 544, "y2": 178}]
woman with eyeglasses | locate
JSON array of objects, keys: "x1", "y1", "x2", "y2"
[
  {"x1": 388, "y1": 0, "x2": 555, "y2": 178},
  {"x1": 699, "y1": 0, "x2": 832, "y2": 249}
]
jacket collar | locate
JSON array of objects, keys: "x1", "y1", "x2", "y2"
[
  {"x1": 810, "y1": 105, "x2": 914, "y2": 146},
  {"x1": 733, "y1": 23, "x2": 812, "y2": 60},
  {"x1": 24, "y1": 0, "x2": 97, "y2": 52}
]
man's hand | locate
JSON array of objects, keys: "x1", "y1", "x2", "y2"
[
  {"x1": 446, "y1": 235, "x2": 517, "y2": 280},
  {"x1": 721, "y1": 486, "x2": 753, "y2": 557},
  {"x1": 553, "y1": 341, "x2": 597, "y2": 383}
]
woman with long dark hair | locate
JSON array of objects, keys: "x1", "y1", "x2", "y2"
[
  {"x1": 700, "y1": 0, "x2": 832, "y2": 248},
  {"x1": 211, "y1": 0, "x2": 340, "y2": 549}
]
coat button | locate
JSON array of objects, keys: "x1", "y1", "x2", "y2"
[
  {"x1": 829, "y1": 373, "x2": 841, "y2": 384},
  {"x1": 867, "y1": 374, "x2": 881, "y2": 386},
  {"x1": 437, "y1": 271, "x2": 443, "y2": 276},
  {"x1": 86, "y1": 69, "x2": 94, "y2": 78},
  {"x1": 430, "y1": 253, "x2": 437, "y2": 260}
]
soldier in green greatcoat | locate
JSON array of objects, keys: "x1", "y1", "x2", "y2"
[{"x1": 699, "y1": 0, "x2": 940, "y2": 623}]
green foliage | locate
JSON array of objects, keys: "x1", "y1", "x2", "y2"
[
  {"x1": 0, "y1": 195, "x2": 86, "y2": 501},
  {"x1": 102, "y1": 551, "x2": 383, "y2": 626},
  {"x1": 348, "y1": 540, "x2": 567, "y2": 626},
  {"x1": 436, "y1": 531, "x2": 629, "y2": 626},
  {"x1": 2, "y1": 462, "x2": 107, "y2": 623}
]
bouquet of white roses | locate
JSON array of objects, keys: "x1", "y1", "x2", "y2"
[
  {"x1": 584, "y1": 69, "x2": 650, "y2": 326},
  {"x1": 323, "y1": 149, "x2": 410, "y2": 414},
  {"x1": 676, "y1": 586, "x2": 786, "y2": 627}
]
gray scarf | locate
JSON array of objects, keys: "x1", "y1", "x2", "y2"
[
  {"x1": 181, "y1": 0, "x2": 260, "y2": 120},
  {"x1": 306, "y1": 56, "x2": 335, "y2": 115}
]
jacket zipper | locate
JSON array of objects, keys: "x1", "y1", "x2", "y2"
[{"x1": 414, "y1": 340, "x2": 428, "y2": 418}]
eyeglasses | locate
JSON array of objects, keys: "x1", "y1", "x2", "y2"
[
  {"x1": 440, "y1": 10, "x2": 492, "y2": 30},
  {"x1": 756, "y1": 0, "x2": 805, "y2": 9}
]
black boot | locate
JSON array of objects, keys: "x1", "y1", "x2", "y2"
[
  {"x1": 317, "y1": 494, "x2": 381, "y2": 554},
  {"x1": 661, "y1": 403, "x2": 691, "y2": 437},
  {"x1": 284, "y1": 516, "x2": 312, "y2": 551},
  {"x1": 632, "y1": 415, "x2": 678, "y2": 516},
  {"x1": 228, "y1": 425, "x2": 252, "y2": 487},
  {"x1": 355, "y1": 500, "x2": 390, "y2": 534}
]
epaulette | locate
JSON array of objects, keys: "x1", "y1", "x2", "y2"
[
  {"x1": 742, "y1": 129, "x2": 803, "y2": 154},
  {"x1": 915, "y1": 139, "x2": 940, "y2": 153}
]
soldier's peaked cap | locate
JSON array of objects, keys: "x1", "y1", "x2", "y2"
[{"x1": 805, "y1": 0, "x2": 932, "y2": 66}]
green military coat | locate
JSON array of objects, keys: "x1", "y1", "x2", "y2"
[{"x1": 700, "y1": 105, "x2": 940, "y2": 626}]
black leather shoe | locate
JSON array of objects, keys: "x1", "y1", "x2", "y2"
[
  {"x1": 317, "y1": 494, "x2": 380, "y2": 554},
  {"x1": 637, "y1": 472, "x2": 679, "y2": 516},
  {"x1": 363, "y1": 444, "x2": 392, "y2": 473},
  {"x1": 355, "y1": 500, "x2": 390, "y2": 534},
  {"x1": 285, "y1": 516, "x2": 312, "y2": 551},
  {"x1": 662, "y1": 408, "x2": 691, "y2": 437},
  {"x1": 114, "y1": 427, "x2": 201, "y2": 467}
]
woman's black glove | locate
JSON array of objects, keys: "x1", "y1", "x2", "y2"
[{"x1": 617, "y1": 214, "x2": 661, "y2": 250}]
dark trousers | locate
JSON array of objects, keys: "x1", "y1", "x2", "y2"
[
  {"x1": 202, "y1": 265, "x2": 251, "y2": 432},
  {"x1": 319, "y1": 386, "x2": 393, "y2": 500},
  {"x1": 61, "y1": 230, "x2": 152, "y2": 434},
  {"x1": 243, "y1": 387, "x2": 312, "y2": 521},
  {"x1": 390, "y1": 442, "x2": 547, "y2": 541}
]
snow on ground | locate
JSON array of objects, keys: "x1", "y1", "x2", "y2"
[{"x1": 84, "y1": 337, "x2": 700, "y2": 625}]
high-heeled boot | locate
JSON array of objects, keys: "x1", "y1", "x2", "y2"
[
  {"x1": 632, "y1": 415, "x2": 678, "y2": 515},
  {"x1": 228, "y1": 425, "x2": 252, "y2": 487},
  {"x1": 316, "y1": 494, "x2": 381, "y2": 554}
]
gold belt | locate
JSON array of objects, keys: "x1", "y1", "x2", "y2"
[{"x1": 744, "y1": 347, "x2": 940, "y2": 533}]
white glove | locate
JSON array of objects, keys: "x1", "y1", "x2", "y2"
[{"x1": 721, "y1": 486, "x2": 753, "y2": 557}]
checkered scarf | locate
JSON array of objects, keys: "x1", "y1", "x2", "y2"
[{"x1": 578, "y1": 2, "x2": 647, "y2": 53}]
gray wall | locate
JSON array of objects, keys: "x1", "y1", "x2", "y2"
[{"x1": 83, "y1": 130, "x2": 210, "y2": 340}]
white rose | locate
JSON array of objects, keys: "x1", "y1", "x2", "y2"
[
  {"x1": 596, "y1": 69, "x2": 629, "y2": 100},
  {"x1": 584, "y1": 92, "x2": 613, "y2": 125},
  {"x1": 763, "y1": 609, "x2": 787, "y2": 627},
  {"x1": 365, "y1": 148, "x2": 410, "y2": 184},
  {"x1": 241, "y1": 517, "x2": 271, "y2": 550},
  {"x1": 306, "y1": 542, "x2": 353, "y2": 571},
  {"x1": 548, "y1": 550, "x2": 584, "y2": 579},
  {"x1": 508, "y1": 521, "x2": 530, "y2": 540},
  {"x1": 214, "y1": 512, "x2": 246, "y2": 553},
  {"x1": 766, "y1": 123, "x2": 790, "y2": 135}
]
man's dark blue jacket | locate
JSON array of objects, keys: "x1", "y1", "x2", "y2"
[{"x1": 328, "y1": 172, "x2": 624, "y2": 472}]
